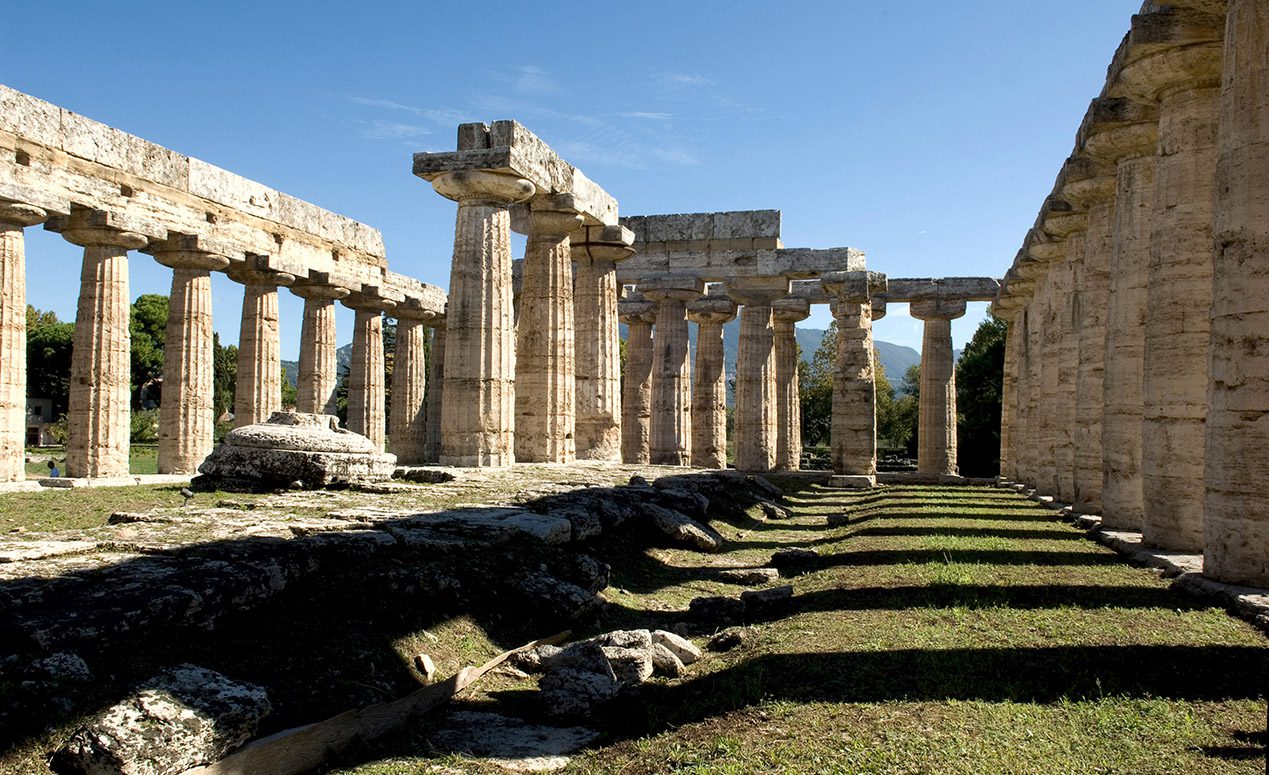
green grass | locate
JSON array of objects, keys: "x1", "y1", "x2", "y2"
[{"x1": 23, "y1": 444, "x2": 159, "y2": 477}]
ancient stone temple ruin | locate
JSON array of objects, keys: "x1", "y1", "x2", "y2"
[{"x1": 992, "y1": 0, "x2": 1269, "y2": 587}]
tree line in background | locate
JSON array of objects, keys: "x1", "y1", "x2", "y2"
[{"x1": 800, "y1": 315, "x2": 1006, "y2": 476}]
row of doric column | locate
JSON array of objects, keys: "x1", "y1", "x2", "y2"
[
  {"x1": 0, "y1": 206, "x2": 446, "y2": 480},
  {"x1": 995, "y1": 0, "x2": 1269, "y2": 588}
]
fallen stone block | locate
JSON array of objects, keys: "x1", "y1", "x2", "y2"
[
  {"x1": 601, "y1": 646, "x2": 654, "y2": 686},
  {"x1": 758, "y1": 500, "x2": 793, "y2": 520},
  {"x1": 687, "y1": 595, "x2": 745, "y2": 626},
  {"x1": 393, "y1": 466, "x2": 456, "y2": 484},
  {"x1": 741, "y1": 584, "x2": 794, "y2": 615},
  {"x1": 50, "y1": 664, "x2": 270, "y2": 775},
  {"x1": 770, "y1": 547, "x2": 819, "y2": 569},
  {"x1": 591, "y1": 629, "x2": 652, "y2": 650},
  {"x1": 718, "y1": 567, "x2": 781, "y2": 585},
  {"x1": 427, "y1": 710, "x2": 600, "y2": 772},
  {"x1": 509, "y1": 644, "x2": 562, "y2": 674},
  {"x1": 646, "y1": 505, "x2": 724, "y2": 552},
  {"x1": 650, "y1": 643, "x2": 685, "y2": 678},
  {"x1": 652, "y1": 630, "x2": 702, "y2": 666},
  {"x1": 538, "y1": 642, "x2": 621, "y2": 720}
]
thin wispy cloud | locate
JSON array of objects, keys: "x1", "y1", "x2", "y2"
[
  {"x1": 619, "y1": 111, "x2": 673, "y2": 121},
  {"x1": 356, "y1": 120, "x2": 431, "y2": 141},
  {"x1": 343, "y1": 95, "x2": 420, "y2": 113},
  {"x1": 656, "y1": 71, "x2": 714, "y2": 87},
  {"x1": 495, "y1": 64, "x2": 563, "y2": 95}
]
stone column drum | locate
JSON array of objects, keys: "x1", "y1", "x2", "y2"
[
  {"x1": 1204, "y1": 0, "x2": 1269, "y2": 586},
  {"x1": 911, "y1": 298, "x2": 966, "y2": 478},
  {"x1": 1085, "y1": 103, "x2": 1160, "y2": 530},
  {"x1": 422, "y1": 321, "x2": 445, "y2": 464},
  {"x1": 831, "y1": 299, "x2": 877, "y2": 478},
  {"x1": 227, "y1": 259, "x2": 294, "y2": 428},
  {"x1": 772, "y1": 298, "x2": 810, "y2": 471},
  {"x1": 62, "y1": 213, "x2": 148, "y2": 479},
  {"x1": 151, "y1": 244, "x2": 230, "y2": 474},
  {"x1": 389, "y1": 303, "x2": 432, "y2": 464},
  {"x1": 728, "y1": 277, "x2": 790, "y2": 473},
  {"x1": 571, "y1": 225, "x2": 634, "y2": 462},
  {"x1": 515, "y1": 198, "x2": 583, "y2": 464},
  {"x1": 642, "y1": 275, "x2": 703, "y2": 466},
  {"x1": 432, "y1": 170, "x2": 534, "y2": 467},
  {"x1": 291, "y1": 280, "x2": 349, "y2": 417},
  {"x1": 344, "y1": 291, "x2": 395, "y2": 450},
  {"x1": 0, "y1": 203, "x2": 46, "y2": 482},
  {"x1": 1123, "y1": 32, "x2": 1224, "y2": 551},
  {"x1": 687, "y1": 295, "x2": 737, "y2": 469},
  {"x1": 618, "y1": 298, "x2": 657, "y2": 464}
]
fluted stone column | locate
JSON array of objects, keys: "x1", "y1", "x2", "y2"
[
  {"x1": 344, "y1": 291, "x2": 395, "y2": 450},
  {"x1": 1204, "y1": 0, "x2": 1269, "y2": 585},
  {"x1": 1053, "y1": 240, "x2": 1081, "y2": 502},
  {"x1": 432, "y1": 170, "x2": 534, "y2": 467},
  {"x1": 150, "y1": 242, "x2": 229, "y2": 474},
  {"x1": 227, "y1": 259, "x2": 294, "y2": 427},
  {"x1": 571, "y1": 225, "x2": 634, "y2": 461},
  {"x1": 772, "y1": 298, "x2": 810, "y2": 471},
  {"x1": 687, "y1": 295, "x2": 737, "y2": 469},
  {"x1": 516, "y1": 198, "x2": 583, "y2": 464},
  {"x1": 619, "y1": 298, "x2": 657, "y2": 464},
  {"x1": 1064, "y1": 165, "x2": 1117, "y2": 514},
  {"x1": 642, "y1": 275, "x2": 703, "y2": 466},
  {"x1": 0, "y1": 203, "x2": 46, "y2": 482},
  {"x1": 1121, "y1": 29, "x2": 1224, "y2": 551},
  {"x1": 831, "y1": 299, "x2": 876, "y2": 478},
  {"x1": 62, "y1": 214, "x2": 147, "y2": 479},
  {"x1": 1011, "y1": 264, "x2": 1045, "y2": 487},
  {"x1": 1085, "y1": 102, "x2": 1160, "y2": 530},
  {"x1": 995, "y1": 303, "x2": 1022, "y2": 482},
  {"x1": 911, "y1": 299, "x2": 966, "y2": 478},
  {"x1": 291, "y1": 279, "x2": 349, "y2": 417},
  {"x1": 389, "y1": 304, "x2": 432, "y2": 464},
  {"x1": 422, "y1": 321, "x2": 446, "y2": 464},
  {"x1": 728, "y1": 277, "x2": 790, "y2": 473}
]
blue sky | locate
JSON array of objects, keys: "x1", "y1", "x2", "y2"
[{"x1": 5, "y1": 1, "x2": 1140, "y2": 357}]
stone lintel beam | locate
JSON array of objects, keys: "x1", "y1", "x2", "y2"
[
  {"x1": 615, "y1": 243, "x2": 865, "y2": 285},
  {"x1": 383, "y1": 270, "x2": 447, "y2": 318},
  {"x1": 413, "y1": 120, "x2": 616, "y2": 226},
  {"x1": 822, "y1": 270, "x2": 888, "y2": 303},
  {"x1": 882, "y1": 277, "x2": 1000, "y2": 303},
  {"x1": 622, "y1": 210, "x2": 781, "y2": 248},
  {"x1": 724, "y1": 275, "x2": 792, "y2": 307}
]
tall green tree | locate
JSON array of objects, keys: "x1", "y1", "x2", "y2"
[
  {"x1": 955, "y1": 314, "x2": 1006, "y2": 477},
  {"x1": 883, "y1": 364, "x2": 920, "y2": 457},
  {"x1": 26, "y1": 305, "x2": 75, "y2": 418},
  {"x1": 130, "y1": 293, "x2": 168, "y2": 408},
  {"x1": 800, "y1": 320, "x2": 835, "y2": 447}
]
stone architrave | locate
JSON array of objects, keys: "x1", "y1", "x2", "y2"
[
  {"x1": 641, "y1": 275, "x2": 703, "y2": 466},
  {"x1": 618, "y1": 298, "x2": 657, "y2": 464},
  {"x1": 824, "y1": 271, "x2": 887, "y2": 479},
  {"x1": 62, "y1": 212, "x2": 148, "y2": 479},
  {"x1": 1117, "y1": 20, "x2": 1224, "y2": 551},
  {"x1": 771, "y1": 297, "x2": 811, "y2": 471},
  {"x1": 433, "y1": 170, "x2": 535, "y2": 467},
  {"x1": 910, "y1": 298, "x2": 966, "y2": 478},
  {"x1": 0, "y1": 202, "x2": 46, "y2": 482},
  {"x1": 1204, "y1": 0, "x2": 1269, "y2": 586},
  {"x1": 343, "y1": 290, "x2": 396, "y2": 451},
  {"x1": 149, "y1": 241, "x2": 231, "y2": 474},
  {"x1": 571, "y1": 225, "x2": 634, "y2": 462},
  {"x1": 686, "y1": 294, "x2": 737, "y2": 469},
  {"x1": 389, "y1": 302, "x2": 432, "y2": 465},
  {"x1": 422, "y1": 320, "x2": 446, "y2": 464},
  {"x1": 226, "y1": 258, "x2": 295, "y2": 428},
  {"x1": 1083, "y1": 101, "x2": 1160, "y2": 531},
  {"x1": 290, "y1": 278, "x2": 349, "y2": 417},
  {"x1": 516, "y1": 196, "x2": 583, "y2": 464},
  {"x1": 727, "y1": 277, "x2": 791, "y2": 473}
]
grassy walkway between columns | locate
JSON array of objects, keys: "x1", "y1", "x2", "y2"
[{"x1": 345, "y1": 483, "x2": 1267, "y2": 774}]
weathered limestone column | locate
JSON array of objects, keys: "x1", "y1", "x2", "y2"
[
  {"x1": 148, "y1": 239, "x2": 230, "y2": 474},
  {"x1": 343, "y1": 290, "x2": 395, "y2": 450},
  {"x1": 227, "y1": 258, "x2": 294, "y2": 427},
  {"x1": 290, "y1": 278, "x2": 349, "y2": 417},
  {"x1": 422, "y1": 320, "x2": 446, "y2": 464},
  {"x1": 994, "y1": 302, "x2": 1022, "y2": 482},
  {"x1": 1121, "y1": 28, "x2": 1224, "y2": 551},
  {"x1": 642, "y1": 275, "x2": 703, "y2": 466},
  {"x1": 432, "y1": 170, "x2": 534, "y2": 467},
  {"x1": 1084, "y1": 99, "x2": 1160, "y2": 530},
  {"x1": 728, "y1": 277, "x2": 791, "y2": 473},
  {"x1": 62, "y1": 212, "x2": 147, "y2": 479},
  {"x1": 0, "y1": 203, "x2": 46, "y2": 482},
  {"x1": 571, "y1": 225, "x2": 634, "y2": 461},
  {"x1": 1063, "y1": 161, "x2": 1118, "y2": 514},
  {"x1": 771, "y1": 298, "x2": 811, "y2": 471},
  {"x1": 911, "y1": 298, "x2": 966, "y2": 478},
  {"x1": 1204, "y1": 0, "x2": 1269, "y2": 586},
  {"x1": 1010, "y1": 261, "x2": 1045, "y2": 486},
  {"x1": 516, "y1": 197, "x2": 583, "y2": 464},
  {"x1": 823, "y1": 271, "x2": 886, "y2": 481},
  {"x1": 618, "y1": 297, "x2": 657, "y2": 464},
  {"x1": 687, "y1": 294, "x2": 737, "y2": 469},
  {"x1": 389, "y1": 303, "x2": 432, "y2": 465}
]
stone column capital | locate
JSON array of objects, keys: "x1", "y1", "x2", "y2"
[
  {"x1": 822, "y1": 270, "x2": 887, "y2": 303},
  {"x1": 638, "y1": 274, "x2": 704, "y2": 304},
  {"x1": 772, "y1": 297, "x2": 811, "y2": 323},
  {"x1": 393, "y1": 298, "x2": 436, "y2": 322},
  {"x1": 618, "y1": 299, "x2": 658, "y2": 325},
  {"x1": 225, "y1": 255, "x2": 295, "y2": 287},
  {"x1": 290, "y1": 273, "x2": 350, "y2": 301},
  {"x1": 1037, "y1": 195, "x2": 1088, "y2": 240},
  {"x1": 571, "y1": 224, "x2": 636, "y2": 266},
  {"x1": 527, "y1": 200, "x2": 584, "y2": 237},
  {"x1": 1058, "y1": 156, "x2": 1118, "y2": 209},
  {"x1": 1081, "y1": 102, "x2": 1160, "y2": 164},
  {"x1": 910, "y1": 298, "x2": 968, "y2": 321},
  {"x1": 59, "y1": 208, "x2": 147, "y2": 250},
  {"x1": 0, "y1": 201, "x2": 47, "y2": 228},
  {"x1": 148, "y1": 247, "x2": 231, "y2": 273},
  {"x1": 724, "y1": 275, "x2": 791, "y2": 307},
  {"x1": 686, "y1": 297, "x2": 738, "y2": 325},
  {"x1": 432, "y1": 169, "x2": 535, "y2": 206},
  {"x1": 870, "y1": 299, "x2": 887, "y2": 320},
  {"x1": 342, "y1": 288, "x2": 398, "y2": 314}
]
